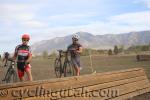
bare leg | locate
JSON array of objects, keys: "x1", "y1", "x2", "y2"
[
  {"x1": 26, "y1": 70, "x2": 33, "y2": 81},
  {"x1": 19, "y1": 77, "x2": 24, "y2": 82},
  {"x1": 18, "y1": 70, "x2": 24, "y2": 82},
  {"x1": 77, "y1": 67, "x2": 80, "y2": 76},
  {"x1": 75, "y1": 66, "x2": 80, "y2": 76}
]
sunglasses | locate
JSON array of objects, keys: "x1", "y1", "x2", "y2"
[
  {"x1": 72, "y1": 38, "x2": 78, "y2": 41},
  {"x1": 22, "y1": 39, "x2": 29, "y2": 42}
]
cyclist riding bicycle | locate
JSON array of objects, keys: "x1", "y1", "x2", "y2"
[
  {"x1": 13, "y1": 34, "x2": 33, "y2": 81},
  {"x1": 2, "y1": 52, "x2": 10, "y2": 67},
  {"x1": 67, "y1": 34, "x2": 83, "y2": 76}
]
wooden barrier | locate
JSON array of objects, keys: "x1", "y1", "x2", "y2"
[
  {"x1": 136, "y1": 55, "x2": 150, "y2": 61},
  {"x1": 0, "y1": 68, "x2": 150, "y2": 100}
]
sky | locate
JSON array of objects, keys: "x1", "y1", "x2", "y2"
[{"x1": 0, "y1": 0, "x2": 150, "y2": 54}]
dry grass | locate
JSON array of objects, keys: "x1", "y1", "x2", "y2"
[
  {"x1": 29, "y1": 54, "x2": 150, "y2": 81},
  {"x1": 0, "y1": 54, "x2": 150, "y2": 82}
]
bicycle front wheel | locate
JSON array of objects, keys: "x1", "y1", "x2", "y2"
[
  {"x1": 6, "y1": 69, "x2": 17, "y2": 83},
  {"x1": 54, "y1": 58, "x2": 62, "y2": 78},
  {"x1": 64, "y1": 61, "x2": 75, "y2": 77}
]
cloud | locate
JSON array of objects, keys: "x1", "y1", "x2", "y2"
[
  {"x1": 1, "y1": 2, "x2": 150, "y2": 40},
  {"x1": 48, "y1": 12, "x2": 97, "y2": 21},
  {"x1": 38, "y1": 11, "x2": 150, "y2": 37},
  {"x1": 0, "y1": 2, "x2": 49, "y2": 34},
  {"x1": 21, "y1": 20, "x2": 47, "y2": 28},
  {"x1": 134, "y1": 0, "x2": 150, "y2": 8},
  {"x1": 1, "y1": 0, "x2": 150, "y2": 54},
  {"x1": 109, "y1": 11, "x2": 150, "y2": 25},
  {"x1": 0, "y1": 4, "x2": 36, "y2": 21}
]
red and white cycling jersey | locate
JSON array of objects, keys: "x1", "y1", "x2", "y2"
[{"x1": 14, "y1": 44, "x2": 32, "y2": 62}]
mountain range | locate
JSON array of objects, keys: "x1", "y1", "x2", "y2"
[{"x1": 32, "y1": 30, "x2": 150, "y2": 54}]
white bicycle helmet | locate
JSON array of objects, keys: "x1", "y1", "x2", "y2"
[{"x1": 72, "y1": 34, "x2": 80, "y2": 40}]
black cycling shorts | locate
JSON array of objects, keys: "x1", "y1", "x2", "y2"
[{"x1": 17, "y1": 62, "x2": 26, "y2": 72}]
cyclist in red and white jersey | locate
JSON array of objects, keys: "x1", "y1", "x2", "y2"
[{"x1": 13, "y1": 34, "x2": 33, "y2": 81}]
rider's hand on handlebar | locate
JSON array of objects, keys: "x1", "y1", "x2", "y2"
[
  {"x1": 69, "y1": 48, "x2": 79, "y2": 54},
  {"x1": 8, "y1": 58, "x2": 15, "y2": 62},
  {"x1": 69, "y1": 48, "x2": 77, "y2": 51},
  {"x1": 25, "y1": 62, "x2": 29, "y2": 65}
]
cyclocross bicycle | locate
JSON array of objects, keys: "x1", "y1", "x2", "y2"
[
  {"x1": 54, "y1": 50, "x2": 75, "y2": 78},
  {"x1": 2, "y1": 59, "x2": 18, "y2": 83}
]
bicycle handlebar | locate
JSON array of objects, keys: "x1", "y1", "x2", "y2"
[
  {"x1": 57, "y1": 49, "x2": 78, "y2": 57},
  {"x1": 68, "y1": 49, "x2": 77, "y2": 51},
  {"x1": 57, "y1": 49, "x2": 77, "y2": 52},
  {"x1": 57, "y1": 50, "x2": 63, "y2": 52},
  {"x1": 57, "y1": 50, "x2": 67, "y2": 53},
  {"x1": 8, "y1": 58, "x2": 15, "y2": 62}
]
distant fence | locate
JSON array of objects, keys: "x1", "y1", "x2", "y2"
[{"x1": 136, "y1": 55, "x2": 150, "y2": 61}]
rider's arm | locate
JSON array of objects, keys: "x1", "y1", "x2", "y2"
[
  {"x1": 76, "y1": 46, "x2": 83, "y2": 53},
  {"x1": 12, "y1": 53, "x2": 17, "y2": 61},
  {"x1": 26, "y1": 47, "x2": 32, "y2": 63},
  {"x1": 26, "y1": 54, "x2": 32, "y2": 63}
]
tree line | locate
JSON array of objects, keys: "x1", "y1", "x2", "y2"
[{"x1": 36, "y1": 44, "x2": 150, "y2": 58}]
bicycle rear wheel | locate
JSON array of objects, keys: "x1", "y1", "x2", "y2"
[
  {"x1": 54, "y1": 58, "x2": 62, "y2": 78},
  {"x1": 64, "y1": 61, "x2": 75, "y2": 77},
  {"x1": 6, "y1": 69, "x2": 17, "y2": 83}
]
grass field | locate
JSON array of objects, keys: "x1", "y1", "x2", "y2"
[
  {"x1": 1, "y1": 54, "x2": 150, "y2": 82},
  {"x1": 30, "y1": 54, "x2": 150, "y2": 81}
]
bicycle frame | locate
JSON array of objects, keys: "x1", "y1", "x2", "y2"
[
  {"x1": 58, "y1": 50, "x2": 64, "y2": 71},
  {"x1": 62, "y1": 51, "x2": 69, "y2": 72},
  {"x1": 54, "y1": 50, "x2": 75, "y2": 78},
  {"x1": 2, "y1": 59, "x2": 17, "y2": 83},
  {"x1": 63, "y1": 50, "x2": 76, "y2": 77}
]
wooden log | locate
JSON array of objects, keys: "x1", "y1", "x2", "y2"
[{"x1": 0, "y1": 68, "x2": 149, "y2": 100}]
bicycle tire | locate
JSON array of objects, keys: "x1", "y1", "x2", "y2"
[
  {"x1": 2, "y1": 67, "x2": 11, "y2": 82},
  {"x1": 54, "y1": 58, "x2": 62, "y2": 78},
  {"x1": 64, "y1": 61, "x2": 75, "y2": 77},
  {"x1": 6, "y1": 69, "x2": 17, "y2": 83}
]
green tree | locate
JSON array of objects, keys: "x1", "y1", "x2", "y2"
[
  {"x1": 43, "y1": 50, "x2": 48, "y2": 58},
  {"x1": 118, "y1": 45, "x2": 124, "y2": 53},
  {"x1": 49, "y1": 51, "x2": 57, "y2": 58},
  {"x1": 108, "y1": 49, "x2": 113, "y2": 55},
  {"x1": 114, "y1": 45, "x2": 119, "y2": 55},
  {"x1": 141, "y1": 45, "x2": 149, "y2": 51}
]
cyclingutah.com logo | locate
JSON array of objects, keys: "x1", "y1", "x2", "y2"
[
  {"x1": 0, "y1": 86, "x2": 119, "y2": 100},
  {"x1": 0, "y1": 89, "x2": 8, "y2": 97}
]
